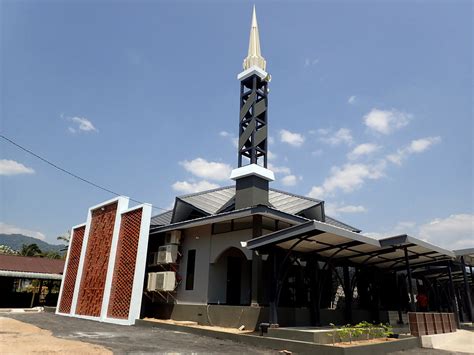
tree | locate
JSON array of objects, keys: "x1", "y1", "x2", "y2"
[
  {"x1": 20, "y1": 243, "x2": 42, "y2": 257},
  {"x1": 42, "y1": 251, "x2": 62, "y2": 259},
  {"x1": 57, "y1": 230, "x2": 70, "y2": 245}
]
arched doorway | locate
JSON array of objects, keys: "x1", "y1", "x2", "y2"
[{"x1": 209, "y1": 247, "x2": 251, "y2": 305}]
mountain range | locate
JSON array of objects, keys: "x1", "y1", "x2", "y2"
[{"x1": 0, "y1": 234, "x2": 66, "y2": 253}]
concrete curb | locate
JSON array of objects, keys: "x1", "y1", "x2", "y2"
[{"x1": 135, "y1": 319, "x2": 421, "y2": 355}]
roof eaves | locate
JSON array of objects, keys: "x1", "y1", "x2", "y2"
[{"x1": 150, "y1": 205, "x2": 308, "y2": 235}]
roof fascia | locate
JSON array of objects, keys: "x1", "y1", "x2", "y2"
[{"x1": 150, "y1": 205, "x2": 307, "y2": 235}]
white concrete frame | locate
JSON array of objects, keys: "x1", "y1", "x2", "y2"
[
  {"x1": 237, "y1": 65, "x2": 268, "y2": 81},
  {"x1": 56, "y1": 222, "x2": 86, "y2": 316},
  {"x1": 103, "y1": 203, "x2": 152, "y2": 325},
  {"x1": 230, "y1": 163, "x2": 275, "y2": 181},
  {"x1": 69, "y1": 196, "x2": 130, "y2": 320},
  {"x1": 57, "y1": 196, "x2": 152, "y2": 326}
]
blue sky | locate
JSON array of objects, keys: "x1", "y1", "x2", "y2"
[{"x1": 1, "y1": 1, "x2": 472, "y2": 249}]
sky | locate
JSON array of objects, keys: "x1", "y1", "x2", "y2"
[{"x1": 1, "y1": 0, "x2": 472, "y2": 249}]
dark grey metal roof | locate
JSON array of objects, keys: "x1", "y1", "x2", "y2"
[
  {"x1": 244, "y1": 227, "x2": 457, "y2": 269},
  {"x1": 175, "y1": 186, "x2": 322, "y2": 216},
  {"x1": 150, "y1": 210, "x2": 173, "y2": 226},
  {"x1": 324, "y1": 216, "x2": 361, "y2": 233},
  {"x1": 243, "y1": 220, "x2": 382, "y2": 263}
]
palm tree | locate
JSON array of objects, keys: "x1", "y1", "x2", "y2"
[
  {"x1": 57, "y1": 230, "x2": 70, "y2": 245},
  {"x1": 20, "y1": 243, "x2": 42, "y2": 257}
]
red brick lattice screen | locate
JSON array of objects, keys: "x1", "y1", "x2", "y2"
[
  {"x1": 76, "y1": 202, "x2": 118, "y2": 317},
  {"x1": 107, "y1": 208, "x2": 143, "y2": 319},
  {"x1": 408, "y1": 312, "x2": 457, "y2": 336},
  {"x1": 58, "y1": 226, "x2": 86, "y2": 314}
]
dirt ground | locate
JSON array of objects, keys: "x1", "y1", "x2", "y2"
[
  {"x1": 143, "y1": 317, "x2": 255, "y2": 334},
  {"x1": 0, "y1": 317, "x2": 111, "y2": 354}
]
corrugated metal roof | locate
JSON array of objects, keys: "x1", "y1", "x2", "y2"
[
  {"x1": 150, "y1": 187, "x2": 361, "y2": 232},
  {"x1": 179, "y1": 186, "x2": 235, "y2": 214},
  {"x1": 0, "y1": 255, "x2": 64, "y2": 275},
  {"x1": 176, "y1": 186, "x2": 321, "y2": 216},
  {"x1": 150, "y1": 210, "x2": 173, "y2": 226}
]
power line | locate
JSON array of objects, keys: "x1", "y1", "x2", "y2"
[{"x1": 0, "y1": 133, "x2": 168, "y2": 212}]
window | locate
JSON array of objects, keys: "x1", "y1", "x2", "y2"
[{"x1": 185, "y1": 250, "x2": 196, "y2": 290}]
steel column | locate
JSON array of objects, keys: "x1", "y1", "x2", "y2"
[
  {"x1": 251, "y1": 215, "x2": 263, "y2": 306},
  {"x1": 460, "y1": 257, "x2": 473, "y2": 322},
  {"x1": 447, "y1": 261, "x2": 461, "y2": 326},
  {"x1": 404, "y1": 247, "x2": 416, "y2": 311},
  {"x1": 269, "y1": 252, "x2": 278, "y2": 326}
]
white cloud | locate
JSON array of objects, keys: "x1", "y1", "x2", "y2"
[
  {"x1": 172, "y1": 180, "x2": 220, "y2": 194},
  {"x1": 311, "y1": 149, "x2": 323, "y2": 157},
  {"x1": 408, "y1": 137, "x2": 441, "y2": 153},
  {"x1": 325, "y1": 203, "x2": 367, "y2": 216},
  {"x1": 280, "y1": 174, "x2": 302, "y2": 187},
  {"x1": 180, "y1": 158, "x2": 232, "y2": 181},
  {"x1": 304, "y1": 58, "x2": 319, "y2": 67},
  {"x1": 267, "y1": 151, "x2": 277, "y2": 160},
  {"x1": 348, "y1": 143, "x2": 381, "y2": 160},
  {"x1": 319, "y1": 128, "x2": 353, "y2": 146},
  {"x1": 363, "y1": 109, "x2": 411, "y2": 135},
  {"x1": 418, "y1": 214, "x2": 473, "y2": 249},
  {"x1": 387, "y1": 136, "x2": 441, "y2": 165},
  {"x1": 0, "y1": 222, "x2": 46, "y2": 241},
  {"x1": 268, "y1": 163, "x2": 291, "y2": 175},
  {"x1": 307, "y1": 161, "x2": 386, "y2": 198},
  {"x1": 348, "y1": 96, "x2": 356, "y2": 104},
  {"x1": 219, "y1": 131, "x2": 238, "y2": 148},
  {"x1": 0, "y1": 159, "x2": 35, "y2": 176},
  {"x1": 68, "y1": 116, "x2": 98, "y2": 133},
  {"x1": 365, "y1": 214, "x2": 473, "y2": 250},
  {"x1": 279, "y1": 129, "x2": 305, "y2": 147}
]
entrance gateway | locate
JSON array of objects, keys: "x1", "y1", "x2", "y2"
[{"x1": 56, "y1": 7, "x2": 474, "y2": 328}]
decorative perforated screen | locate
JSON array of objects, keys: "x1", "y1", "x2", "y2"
[
  {"x1": 58, "y1": 226, "x2": 85, "y2": 314},
  {"x1": 76, "y1": 202, "x2": 118, "y2": 317},
  {"x1": 107, "y1": 208, "x2": 143, "y2": 319}
]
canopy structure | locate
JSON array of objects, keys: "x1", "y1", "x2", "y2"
[
  {"x1": 243, "y1": 221, "x2": 473, "y2": 326},
  {"x1": 244, "y1": 221, "x2": 455, "y2": 270},
  {"x1": 454, "y1": 248, "x2": 474, "y2": 266}
]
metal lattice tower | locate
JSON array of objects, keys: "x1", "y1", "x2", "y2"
[{"x1": 238, "y1": 6, "x2": 269, "y2": 168}]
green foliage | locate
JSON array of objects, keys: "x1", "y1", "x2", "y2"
[
  {"x1": 331, "y1": 321, "x2": 394, "y2": 344},
  {"x1": 20, "y1": 243, "x2": 42, "y2": 256}
]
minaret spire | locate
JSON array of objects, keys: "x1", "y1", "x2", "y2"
[
  {"x1": 243, "y1": 5, "x2": 266, "y2": 71},
  {"x1": 231, "y1": 6, "x2": 274, "y2": 210}
]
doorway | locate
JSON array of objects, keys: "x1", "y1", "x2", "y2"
[{"x1": 226, "y1": 256, "x2": 242, "y2": 305}]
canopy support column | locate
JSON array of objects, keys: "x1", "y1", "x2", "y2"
[
  {"x1": 404, "y1": 247, "x2": 416, "y2": 311},
  {"x1": 460, "y1": 257, "x2": 473, "y2": 322},
  {"x1": 269, "y1": 251, "x2": 278, "y2": 327},
  {"x1": 251, "y1": 215, "x2": 263, "y2": 306},
  {"x1": 343, "y1": 265, "x2": 353, "y2": 324},
  {"x1": 447, "y1": 261, "x2": 461, "y2": 326}
]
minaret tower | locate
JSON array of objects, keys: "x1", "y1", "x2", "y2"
[{"x1": 230, "y1": 6, "x2": 275, "y2": 209}]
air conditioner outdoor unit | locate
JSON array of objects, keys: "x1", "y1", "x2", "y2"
[
  {"x1": 148, "y1": 271, "x2": 176, "y2": 292},
  {"x1": 165, "y1": 230, "x2": 181, "y2": 245},
  {"x1": 147, "y1": 272, "x2": 158, "y2": 291},
  {"x1": 157, "y1": 244, "x2": 178, "y2": 264}
]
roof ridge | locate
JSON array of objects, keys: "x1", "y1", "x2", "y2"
[{"x1": 269, "y1": 187, "x2": 322, "y2": 203}]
